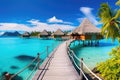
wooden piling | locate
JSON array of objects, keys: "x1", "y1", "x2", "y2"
[
  {"x1": 37, "y1": 53, "x2": 40, "y2": 69},
  {"x1": 83, "y1": 41, "x2": 84, "y2": 46},
  {"x1": 46, "y1": 46, "x2": 49, "y2": 57},
  {"x1": 5, "y1": 72, "x2": 11, "y2": 80},
  {"x1": 80, "y1": 58, "x2": 83, "y2": 80}
]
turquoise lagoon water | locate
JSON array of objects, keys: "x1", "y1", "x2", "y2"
[
  {"x1": 0, "y1": 37, "x2": 62, "y2": 80},
  {"x1": 70, "y1": 39, "x2": 119, "y2": 70},
  {"x1": 0, "y1": 37, "x2": 118, "y2": 79}
]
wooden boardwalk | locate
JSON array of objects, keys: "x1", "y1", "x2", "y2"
[{"x1": 32, "y1": 40, "x2": 79, "y2": 80}]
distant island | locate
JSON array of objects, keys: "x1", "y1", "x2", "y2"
[{"x1": 0, "y1": 31, "x2": 21, "y2": 37}]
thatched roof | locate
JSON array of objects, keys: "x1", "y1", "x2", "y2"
[
  {"x1": 22, "y1": 32, "x2": 30, "y2": 36},
  {"x1": 73, "y1": 18, "x2": 101, "y2": 34},
  {"x1": 67, "y1": 32, "x2": 72, "y2": 36},
  {"x1": 21, "y1": 32, "x2": 30, "y2": 37},
  {"x1": 39, "y1": 30, "x2": 49, "y2": 36},
  {"x1": 53, "y1": 29, "x2": 64, "y2": 36}
]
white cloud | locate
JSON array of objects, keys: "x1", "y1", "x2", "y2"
[
  {"x1": 47, "y1": 16, "x2": 73, "y2": 25},
  {"x1": 27, "y1": 19, "x2": 40, "y2": 25},
  {"x1": 47, "y1": 16, "x2": 63, "y2": 23},
  {"x1": 79, "y1": 7, "x2": 100, "y2": 25},
  {"x1": 0, "y1": 19, "x2": 75, "y2": 32},
  {"x1": 0, "y1": 23, "x2": 31, "y2": 31},
  {"x1": 28, "y1": 19, "x2": 75, "y2": 31}
]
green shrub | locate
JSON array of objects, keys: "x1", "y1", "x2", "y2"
[{"x1": 97, "y1": 46, "x2": 120, "y2": 80}]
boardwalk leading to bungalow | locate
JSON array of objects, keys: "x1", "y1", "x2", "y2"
[{"x1": 32, "y1": 40, "x2": 80, "y2": 80}]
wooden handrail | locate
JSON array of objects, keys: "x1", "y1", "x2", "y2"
[
  {"x1": 9, "y1": 54, "x2": 40, "y2": 80},
  {"x1": 67, "y1": 46, "x2": 102, "y2": 80},
  {"x1": 33, "y1": 45, "x2": 59, "y2": 80}
]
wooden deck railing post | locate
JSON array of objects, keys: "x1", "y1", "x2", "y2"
[
  {"x1": 66, "y1": 42, "x2": 68, "y2": 52},
  {"x1": 80, "y1": 58, "x2": 83, "y2": 80},
  {"x1": 37, "y1": 53, "x2": 40, "y2": 69},
  {"x1": 47, "y1": 46, "x2": 49, "y2": 57},
  {"x1": 66, "y1": 42, "x2": 67, "y2": 47}
]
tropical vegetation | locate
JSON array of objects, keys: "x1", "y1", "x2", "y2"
[
  {"x1": 30, "y1": 31, "x2": 40, "y2": 36},
  {"x1": 98, "y1": 3, "x2": 120, "y2": 42},
  {"x1": 96, "y1": 1, "x2": 120, "y2": 80},
  {"x1": 116, "y1": 0, "x2": 120, "y2": 5},
  {"x1": 97, "y1": 47, "x2": 120, "y2": 80}
]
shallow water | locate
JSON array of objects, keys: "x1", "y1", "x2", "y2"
[
  {"x1": 0, "y1": 37, "x2": 62, "y2": 79},
  {"x1": 70, "y1": 39, "x2": 119, "y2": 69}
]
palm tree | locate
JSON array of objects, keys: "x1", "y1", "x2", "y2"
[
  {"x1": 98, "y1": 3, "x2": 120, "y2": 42},
  {"x1": 116, "y1": 0, "x2": 120, "y2": 6}
]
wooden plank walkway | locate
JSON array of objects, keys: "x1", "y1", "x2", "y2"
[{"x1": 32, "y1": 40, "x2": 79, "y2": 80}]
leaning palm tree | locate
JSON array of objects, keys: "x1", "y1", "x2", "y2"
[{"x1": 98, "y1": 3, "x2": 120, "y2": 41}]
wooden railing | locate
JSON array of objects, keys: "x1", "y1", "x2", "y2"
[
  {"x1": 67, "y1": 47, "x2": 102, "y2": 80},
  {"x1": 32, "y1": 45, "x2": 59, "y2": 80},
  {"x1": 0, "y1": 44, "x2": 59, "y2": 80},
  {"x1": 8, "y1": 53, "x2": 40, "y2": 80}
]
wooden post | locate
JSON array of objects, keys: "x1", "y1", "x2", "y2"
[
  {"x1": 5, "y1": 72, "x2": 11, "y2": 80},
  {"x1": 52, "y1": 43, "x2": 54, "y2": 51},
  {"x1": 91, "y1": 40, "x2": 93, "y2": 46},
  {"x1": 66, "y1": 42, "x2": 67, "y2": 47},
  {"x1": 83, "y1": 41, "x2": 85, "y2": 46},
  {"x1": 80, "y1": 58, "x2": 83, "y2": 80},
  {"x1": 71, "y1": 51, "x2": 74, "y2": 57},
  {"x1": 47, "y1": 46, "x2": 49, "y2": 57},
  {"x1": 88, "y1": 40, "x2": 89, "y2": 46},
  {"x1": 97, "y1": 40, "x2": 99, "y2": 45},
  {"x1": 37, "y1": 53, "x2": 40, "y2": 69},
  {"x1": 95, "y1": 40, "x2": 98, "y2": 46},
  {"x1": 66, "y1": 42, "x2": 68, "y2": 52},
  {"x1": 79, "y1": 40, "x2": 80, "y2": 45}
]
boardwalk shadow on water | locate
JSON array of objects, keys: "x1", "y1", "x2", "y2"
[
  {"x1": 14, "y1": 55, "x2": 36, "y2": 61},
  {"x1": 14, "y1": 54, "x2": 44, "y2": 71},
  {"x1": 10, "y1": 65, "x2": 19, "y2": 70},
  {"x1": 14, "y1": 54, "x2": 44, "y2": 62}
]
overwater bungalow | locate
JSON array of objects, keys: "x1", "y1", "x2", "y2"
[
  {"x1": 61, "y1": 32, "x2": 72, "y2": 40},
  {"x1": 66, "y1": 32, "x2": 73, "y2": 39},
  {"x1": 52, "y1": 29, "x2": 65, "y2": 40},
  {"x1": 71, "y1": 18, "x2": 103, "y2": 46},
  {"x1": 21, "y1": 32, "x2": 30, "y2": 37},
  {"x1": 38, "y1": 30, "x2": 50, "y2": 39}
]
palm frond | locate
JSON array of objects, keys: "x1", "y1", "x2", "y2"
[
  {"x1": 99, "y1": 3, "x2": 120, "y2": 42},
  {"x1": 113, "y1": 9, "x2": 120, "y2": 19},
  {"x1": 101, "y1": 22, "x2": 110, "y2": 35},
  {"x1": 114, "y1": 22, "x2": 120, "y2": 30},
  {"x1": 98, "y1": 3, "x2": 112, "y2": 23},
  {"x1": 116, "y1": 20, "x2": 120, "y2": 24},
  {"x1": 116, "y1": 0, "x2": 120, "y2": 6}
]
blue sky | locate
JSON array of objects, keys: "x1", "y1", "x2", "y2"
[{"x1": 0, "y1": 0, "x2": 118, "y2": 32}]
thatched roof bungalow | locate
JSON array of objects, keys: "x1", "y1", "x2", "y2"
[
  {"x1": 71, "y1": 18, "x2": 103, "y2": 40},
  {"x1": 52, "y1": 29, "x2": 65, "y2": 40},
  {"x1": 53, "y1": 29, "x2": 64, "y2": 37},
  {"x1": 38, "y1": 30, "x2": 50, "y2": 38},
  {"x1": 21, "y1": 32, "x2": 30, "y2": 37}
]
